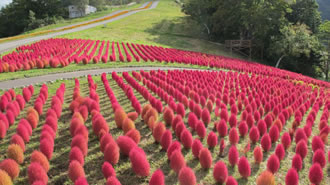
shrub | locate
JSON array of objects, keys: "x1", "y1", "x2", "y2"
[
  {"x1": 256, "y1": 170, "x2": 275, "y2": 185},
  {"x1": 0, "y1": 159, "x2": 19, "y2": 180},
  {"x1": 153, "y1": 122, "x2": 166, "y2": 143},
  {"x1": 201, "y1": 108, "x2": 211, "y2": 125},
  {"x1": 308, "y1": 163, "x2": 323, "y2": 185},
  {"x1": 312, "y1": 149, "x2": 326, "y2": 168},
  {"x1": 160, "y1": 130, "x2": 172, "y2": 150},
  {"x1": 187, "y1": 112, "x2": 198, "y2": 130},
  {"x1": 238, "y1": 157, "x2": 251, "y2": 178},
  {"x1": 100, "y1": 133, "x2": 114, "y2": 153},
  {"x1": 170, "y1": 150, "x2": 186, "y2": 174},
  {"x1": 69, "y1": 147, "x2": 84, "y2": 166},
  {"x1": 102, "y1": 162, "x2": 116, "y2": 179},
  {"x1": 74, "y1": 177, "x2": 88, "y2": 185},
  {"x1": 261, "y1": 134, "x2": 271, "y2": 152},
  {"x1": 295, "y1": 140, "x2": 308, "y2": 159},
  {"x1": 175, "y1": 122, "x2": 186, "y2": 139},
  {"x1": 40, "y1": 138, "x2": 54, "y2": 160},
  {"x1": 10, "y1": 134, "x2": 25, "y2": 152},
  {"x1": 7, "y1": 144, "x2": 24, "y2": 164},
  {"x1": 220, "y1": 109, "x2": 228, "y2": 121},
  {"x1": 295, "y1": 128, "x2": 307, "y2": 144},
  {"x1": 149, "y1": 169, "x2": 164, "y2": 185},
  {"x1": 0, "y1": 170, "x2": 13, "y2": 185},
  {"x1": 122, "y1": 118, "x2": 135, "y2": 134},
  {"x1": 229, "y1": 127, "x2": 239, "y2": 145},
  {"x1": 285, "y1": 168, "x2": 299, "y2": 185},
  {"x1": 163, "y1": 108, "x2": 174, "y2": 126},
  {"x1": 176, "y1": 103, "x2": 185, "y2": 118},
  {"x1": 192, "y1": 139, "x2": 203, "y2": 158},
  {"x1": 178, "y1": 167, "x2": 196, "y2": 185},
  {"x1": 228, "y1": 145, "x2": 239, "y2": 166},
  {"x1": 226, "y1": 176, "x2": 238, "y2": 185},
  {"x1": 180, "y1": 129, "x2": 192, "y2": 149},
  {"x1": 104, "y1": 142, "x2": 120, "y2": 165},
  {"x1": 125, "y1": 129, "x2": 141, "y2": 144},
  {"x1": 269, "y1": 126, "x2": 279, "y2": 143},
  {"x1": 249, "y1": 126, "x2": 260, "y2": 143},
  {"x1": 0, "y1": 121, "x2": 7, "y2": 139},
  {"x1": 167, "y1": 141, "x2": 181, "y2": 159},
  {"x1": 246, "y1": 114, "x2": 255, "y2": 128},
  {"x1": 238, "y1": 121, "x2": 248, "y2": 137},
  {"x1": 74, "y1": 125, "x2": 88, "y2": 142},
  {"x1": 27, "y1": 113, "x2": 38, "y2": 129},
  {"x1": 68, "y1": 160, "x2": 85, "y2": 182},
  {"x1": 281, "y1": 132, "x2": 291, "y2": 150},
  {"x1": 106, "y1": 176, "x2": 121, "y2": 185},
  {"x1": 114, "y1": 108, "x2": 127, "y2": 128},
  {"x1": 28, "y1": 162, "x2": 48, "y2": 184},
  {"x1": 129, "y1": 147, "x2": 150, "y2": 177},
  {"x1": 30, "y1": 150, "x2": 50, "y2": 172},
  {"x1": 45, "y1": 116, "x2": 58, "y2": 133},
  {"x1": 196, "y1": 121, "x2": 206, "y2": 139},
  {"x1": 267, "y1": 154, "x2": 280, "y2": 174},
  {"x1": 71, "y1": 135, "x2": 87, "y2": 157},
  {"x1": 217, "y1": 119, "x2": 228, "y2": 137},
  {"x1": 16, "y1": 124, "x2": 30, "y2": 143},
  {"x1": 275, "y1": 144, "x2": 285, "y2": 161},
  {"x1": 291, "y1": 154, "x2": 302, "y2": 171},
  {"x1": 93, "y1": 118, "x2": 109, "y2": 137},
  {"x1": 311, "y1": 136, "x2": 324, "y2": 152},
  {"x1": 213, "y1": 161, "x2": 228, "y2": 184},
  {"x1": 228, "y1": 114, "x2": 237, "y2": 128},
  {"x1": 199, "y1": 148, "x2": 212, "y2": 169},
  {"x1": 171, "y1": 115, "x2": 182, "y2": 131},
  {"x1": 253, "y1": 146, "x2": 263, "y2": 164},
  {"x1": 257, "y1": 120, "x2": 266, "y2": 136},
  {"x1": 219, "y1": 138, "x2": 226, "y2": 155},
  {"x1": 117, "y1": 136, "x2": 137, "y2": 156}
]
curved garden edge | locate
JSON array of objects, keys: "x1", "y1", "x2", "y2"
[{"x1": 0, "y1": 66, "x2": 213, "y2": 89}]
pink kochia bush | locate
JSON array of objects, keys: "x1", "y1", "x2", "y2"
[
  {"x1": 207, "y1": 131, "x2": 218, "y2": 148},
  {"x1": 116, "y1": 136, "x2": 137, "y2": 156},
  {"x1": 308, "y1": 163, "x2": 323, "y2": 185},
  {"x1": 170, "y1": 150, "x2": 186, "y2": 174},
  {"x1": 228, "y1": 145, "x2": 239, "y2": 166},
  {"x1": 180, "y1": 129, "x2": 193, "y2": 149},
  {"x1": 213, "y1": 161, "x2": 228, "y2": 184},
  {"x1": 199, "y1": 148, "x2": 212, "y2": 169},
  {"x1": 238, "y1": 157, "x2": 251, "y2": 178},
  {"x1": 68, "y1": 160, "x2": 85, "y2": 182},
  {"x1": 267, "y1": 154, "x2": 280, "y2": 174},
  {"x1": 313, "y1": 149, "x2": 326, "y2": 168},
  {"x1": 253, "y1": 146, "x2": 263, "y2": 164},
  {"x1": 167, "y1": 141, "x2": 181, "y2": 159},
  {"x1": 28, "y1": 162, "x2": 48, "y2": 184},
  {"x1": 285, "y1": 168, "x2": 299, "y2": 185},
  {"x1": 192, "y1": 138, "x2": 203, "y2": 159},
  {"x1": 295, "y1": 140, "x2": 308, "y2": 159},
  {"x1": 292, "y1": 154, "x2": 302, "y2": 171},
  {"x1": 160, "y1": 130, "x2": 172, "y2": 150},
  {"x1": 149, "y1": 169, "x2": 164, "y2": 185},
  {"x1": 129, "y1": 147, "x2": 150, "y2": 177},
  {"x1": 102, "y1": 162, "x2": 116, "y2": 179},
  {"x1": 178, "y1": 167, "x2": 196, "y2": 185}
]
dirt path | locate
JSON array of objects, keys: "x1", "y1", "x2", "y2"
[
  {"x1": 0, "y1": 66, "x2": 202, "y2": 89},
  {"x1": 0, "y1": 1, "x2": 160, "y2": 54}
]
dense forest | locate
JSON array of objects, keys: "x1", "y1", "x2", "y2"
[
  {"x1": 182, "y1": 0, "x2": 330, "y2": 80},
  {"x1": 0, "y1": 0, "x2": 135, "y2": 38}
]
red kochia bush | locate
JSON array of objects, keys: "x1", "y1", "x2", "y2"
[
  {"x1": 228, "y1": 145, "x2": 239, "y2": 166},
  {"x1": 160, "y1": 130, "x2": 172, "y2": 150},
  {"x1": 0, "y1": 159, "x2": 19, "y2": 180},
  {"x1": 10, "y1": 134, "x2": 25, "y2": 151},
  {"x1": 292, "y1": 154, "x2": 302, "y2": 171},
  {"x1": 74, "y1": 177, "x2": 88, "y2": 185},
  {"x1": 249, "y1": 126, "x2": 260, "y2": 143},
  {"x1": 228, "y1": 114, "x2": 237, "y2": 128},
  {"x1": 238, "y1": 121, "x2": 248, "y2": 137},
  {"x1": 106, "y1": 176, "x2": 121, "y2": 185},
  {"x1": 170, "y1": 150, "x2": 186, "y2": 174},
  {"x1": 117, "y1": 136, "x2": 137, "y2": 156},
  {"x1": 295, "y1": 140, "x2": 308, "y2": 159},
  {"x1": 126, "y1": 129, "x2": 141, "y2": 144},
  {"x1": 217, "y1": 119, "x2": 228, "y2": 137},
  {"x1": 178, "y1": 167, "x2": 196, "y2": 185},
  {"x1": 312, "y1": 136, "x2": 324, "y2": 152},
  {"x1": 269, "y1": 126, "x2": 279, "y2": 143},
  {"x1": 281, "y1": 132, "x2": 291, "y2": 150},
  {"x1": 149, "y1": 169, "x2": 164, "y2": 185},
  {"x1": 100, "y1": 133, "x2": 113, "y2": 153},
  {"x1": 207, "y1": 131, "x2": 218, "y2": 148},
  {"x1": 153, "y1": 122, "x2": 165, "y2": 143},
  {"x1": 129, "y1": 147, "x2": 150, "y2": 177},
  {"x1": 261, "y1": 134, "x2": 271, "y2": 152},
  {"x1": 102, "y1": 162, "x2": 116, "y2": 179},
  {"x1": 308, "y1": 163, "x2": 323, "y2": 185},
  {"x1": 180, "y1": 129, "x2": 193, "y2": 149},
  {"x1": 253, "y1": 146, "x2": 263, "y2": 164},
  {"x1": 285, "y1": 168, "x2": 299, "y2": 185},
  {"x1": 196, "y1": 121, "x2": 206, "y2": 139},
  {"x1": 163, "y1": 108, "x2": 174, "y2": 126},
  {"x1": 213, "y1": 161, "x2": 228, "y2": 184},
  {"x1": 199, "y1": 148, "x2": 212, "y2": 169},
  {"x1": 71, "y1": 135, "x2": 88, "y2": 157},
  {"x1": 104, "y1": 142, "x2": 120, "y2": 165},
  {"x1": 70, "y1": 147, "x2": 85, "y2": 166},
  {"x1": 267, "y1": 154, "x2": 280, "y2": 174},
  {"x1": 275, "y1": 144, "x2": 285, "y2": 161},
  {"x1": 68, "y1": 160, "x2": 85, "y2": 182},
  {"x1": 238, "y1": 157, "x2": 251, "y2": 178},
  {"x1": 40, "y1": 138, "x2": 54, "y2": 160},
  {"x1": 28, "y1": 162, "x2": 48, "y2": 184},
  {"x1": 201, "y1": 108, "x2": 211, "y2": 125},
  {"x1": 229, "y1": 127, "x2": 239, "y2": 145},
  {"x1": 313, "y1": 149, "x2": 326, "y2": 168},
  {"x1": 167, "y1": 141, "x2": 181, "y2": 159},
  {"x1": 192, "y1": 138, "x2": 203, "y2": 158},
  {"x1": 30, "y1": 150, "x2": 50, "y2": 172},
  {"x1": 0, "y1": 121, "x2": 7, "y2": 139},
  {"x1": 187, "y1": 112, "x2": 198, "y2": 130},
  {"x1": 226, "y1": 176, "x2": 238, "y2": 185}
]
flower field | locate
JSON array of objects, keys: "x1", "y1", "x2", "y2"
[{"x1": 0, "y1": 67, "x2": 329, "y2": 185}]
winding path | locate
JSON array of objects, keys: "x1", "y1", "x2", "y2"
[
  {"x1": 0, "y1": 66, "x2": 202, "y2": 89},
  {"x1": 0, "y1": 1, "x2": 160, "y2": 54}
]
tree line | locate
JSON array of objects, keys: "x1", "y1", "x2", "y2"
[
  {"x1": 182, "y1": 0, "x2": 330, "y2": 80},
  {"x1": 0, "y1": 0, "x2": 135, "y2": 38}
]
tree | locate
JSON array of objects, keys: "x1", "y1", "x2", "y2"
[
  {"x1": 271, "y1": 24, "x2": 319, "y2": 68},
  {"x1": 71, "y1": 0, "x2": 89, "y2": 14},
  {"x1": 90, "y1": 0, "x2": 105, "y2": 10},
  {"x1": 317, "y1": 21, "x2": 330, "y2": 80}
]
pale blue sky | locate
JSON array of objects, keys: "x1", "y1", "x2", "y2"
[{"x1": 0, "y1": 0, "x2": 12, "y2": 8}]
